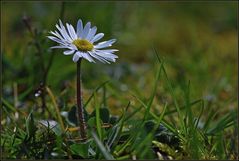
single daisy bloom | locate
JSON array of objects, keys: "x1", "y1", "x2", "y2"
[{"x1": 48, "y1": 19, "x2": 118, "y2": 63}]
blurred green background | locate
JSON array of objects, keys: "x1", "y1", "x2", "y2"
[
  {"x1": 2, "y1": 1, "x2": 237, "y2": 115},
  {"x1": 1, "y1": 2, "x2": 238, "y2": 159}
]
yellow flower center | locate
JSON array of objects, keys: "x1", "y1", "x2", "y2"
[{"x1": 72, "y1": 39, "x2": 94, "y2": 52}]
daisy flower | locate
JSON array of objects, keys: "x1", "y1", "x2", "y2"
[{"x1": 48, "y1": 19, "x2": 118, "y2": 63}]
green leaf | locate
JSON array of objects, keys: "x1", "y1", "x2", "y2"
[
  {"x1": 61, "y1": 105, "x2": 89, "y2": 126},
  {"x1": 67, "y1": 106, "x2": 78, "y2": 125},
  {"x1": 70, "y1": 142, "x2": 89, "y2": 158},
  {"x1": 87, "y1": 117, "x2": 96, "y2": 128},
  {"x1": 61, "y1": 106, "x2": 78, "y2": 126},
  {"x1": 90, "y1": 108, "x2": 110, "y2": 123},
  {"x1": 109, "y1": 116, "x2": 118, "y2": 125}
]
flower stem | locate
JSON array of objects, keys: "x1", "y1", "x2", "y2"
[{"x1": 77, "y1": 58, "x2": 87, "y2": 141}]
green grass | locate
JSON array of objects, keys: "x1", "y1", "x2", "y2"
[
  {"x1": 1, "y1": 1, "x2": 238, "y2": 160},
  {"x1": 1, "y1": 53, "x2": 237, "y2": 159}
]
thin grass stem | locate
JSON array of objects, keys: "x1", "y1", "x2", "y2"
[{"x1": 45, "y1": 86, "x2": 65, "y2": 131}]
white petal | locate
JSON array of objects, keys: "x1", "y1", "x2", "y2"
[
  {"x1": 66, "y1": 23, "x2": 77, "y2": 40},
  {"x1": 91, "y1": 33, "x2": 104, "y2": 43},
  {"x1": 82, "y1": 22, "x2": 91, "y2": 39},
  {"x1": 94, "y1": 50, "x2": 118, "y2": 61},
  {"x1": 70, "y1": 44, "x2": 78, "y2": 50},
  {"x1": 56, "y1": 24, "x2": 69, "y2": 41},
  {"x1": 47, "y1": 36, "x2": 67, "y2": 46},
  {"x1": 86, "y1": 26, "x2": 97, "y2": 41},
  {"x1": 77, "y1": 52, "x2": 95, "y2": 63},
  {"x1": 88, "y1": 51, "x2": 110, "y2": 64},
  {"x1": 57, "y1": 20, "x2": 72, "y2": 42},
  {"x1": 75, "y1": 51, "x2": 83, "y2": 57},
  {"x1": 96, "y1": 51, "x2": 118, "y2": 59},
  {"x1": 77, "y1": 19, "x2": 83, "y2": 38},
  {"x1": 63, "y1": 50, "x2": 75, "y2": 55},
  {"x1": 73, "y1": 53, "x2": 80, "y2": 62},
  {"x1": 50, "y1": 45, "x2": 68, "y2": 49},
  {"x1": 96, "y1": 49, "x2": 118, "y2": 53},
  {"x1": 52, "y1": 44, "x2": 76, "y2": 49},
  {"x1": 50, "y1": 31, "x2": 64, "y2": 41},
  {"x1": 95, "y1": 53, "x2": 116, "y2": 62},
  {"x1": 71, "y1": 25, "x2": 78, "y2": 39},
  {"x1": 94, "y1": 39, "x2": 116, "y2": 49},
  {"x1": 50, "y1": 46, "x2": 64, "y2": 49}
]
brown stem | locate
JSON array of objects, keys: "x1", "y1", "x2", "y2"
[{"x1": 77, "y1": 59, "x2": 87, "y2": 141}]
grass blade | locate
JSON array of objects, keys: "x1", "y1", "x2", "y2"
[
  {"x1": 91, "y1": 130, "x2": 115, "y2": 160},
  {"x1": 164, "y1": 99, "x2": 202, "y2": 115},
  {"x1": 46, "y1": 86, "x2": 65, "y2": 131},
  {"x1": 94, "y1": 92, "x2": 102, "y2": 140},
  {"x1": 108, "y1": 102, "x2": 130, "y2": 149},
  {"x1": 144, "y1": 60, "x2": 164, "y2": 120},
  {"x1": 84, "y1": 80, "x2": 109, "y2": 109},
  {"x1": 153, "y1": 48, "x2": 184, "y2": 130},
  {"x1": 206, "y1": 111, "x2": 236, "y2": 135},
  {"x1": 136, "y1": 103, "x2": 168, "y2": 158}
]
